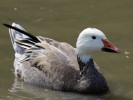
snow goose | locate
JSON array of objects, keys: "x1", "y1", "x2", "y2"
[{"x1": 3, "y1": 23, "x2": 120, "y2": 94}]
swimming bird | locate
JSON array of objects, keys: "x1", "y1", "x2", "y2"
[{"x1": 3, "y1": 23, "x2": 120, "y2": 94}]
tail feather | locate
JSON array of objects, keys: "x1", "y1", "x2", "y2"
[
  {"x1": 15, "y1": 39, "x2": 37, "y2": 48},
  {"x1": 3, "y1": 23, "x2": 39, "y2": 42},
  {"x1": 3, "y1": 23, "x2": 40, "y2": 55}
]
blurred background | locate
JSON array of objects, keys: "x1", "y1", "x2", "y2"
[{"x1": 0, "y1": 0, "x2": 133, "y2": 100}]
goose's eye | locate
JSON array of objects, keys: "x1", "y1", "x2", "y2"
[{"x1": 92, "y1": 36, "x2": 96, "y2": 39}]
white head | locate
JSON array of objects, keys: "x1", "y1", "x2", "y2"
[{"x1": 76, "y1": 28, "x2": 119, "y2": 63}]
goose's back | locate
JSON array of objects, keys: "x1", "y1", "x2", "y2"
[{"x1": 17, "y1": 36, "x2": 80, "y2": 90}]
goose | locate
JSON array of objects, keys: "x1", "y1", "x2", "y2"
[{"x1": 3, "y1": 23, "x2": 120, "y2": 94}]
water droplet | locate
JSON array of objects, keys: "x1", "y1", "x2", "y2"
[
  {"x1": 126, "y1": 56, "x2": 130, "y2": 59},
  {"x1": 124, "y1": 51, "x2": 131, "y2": 55},
  {"x1": 14, "y1": 8, "x2": 18, "y2": 11}
]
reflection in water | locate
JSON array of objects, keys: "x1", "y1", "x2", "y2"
[
  {"x1": 5, "y1": 78, "x2": 133, "y2": 100},
  {"x1": 7, "y1": 78, "x2": 105, "y2": 100}
]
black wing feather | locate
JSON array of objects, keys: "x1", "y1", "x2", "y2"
[{"x1": 3, "y1": 23, "x2": 39, "y2": 43}]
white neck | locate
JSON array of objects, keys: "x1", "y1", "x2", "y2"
[{"x1": 78, "y1": 54, "x2": 92, "y2": 64}]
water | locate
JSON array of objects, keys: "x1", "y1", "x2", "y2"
[{"x1": 0, "y1": 0, "x2": 133, "y2": 100}]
